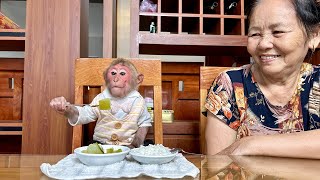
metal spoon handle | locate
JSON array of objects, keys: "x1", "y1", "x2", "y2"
[
  {"x1": 170, "y1": 148, "x2": 203, "y2": 156},
  {"x1": 68, "y1": 104, "x2": 99, "y2": 107}
]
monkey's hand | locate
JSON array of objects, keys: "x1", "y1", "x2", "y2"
[
  {"x1": 50, "y1": 96, "x2": 79, "y2": 123},
  {"x1": 50, "y1": 96, "x2": 70, "y2": 115}
]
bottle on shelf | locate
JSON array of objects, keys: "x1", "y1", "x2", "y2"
[
  {"x1": 204, "y1": 0, "x2": 219, "y2": 14},
  {"x1": 224, "y1": 0, "x2": 238, "y2": 15},
  {"x1": 149, "y1": 22, "x2": 156, "y2": 33}
]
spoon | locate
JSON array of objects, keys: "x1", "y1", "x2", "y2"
[
  {"x1": 68, "y1": 104, "x2": 99, "y2": 107},
  {"x1": 170, "y1": 148, "x2": 203, "y2": 156}
]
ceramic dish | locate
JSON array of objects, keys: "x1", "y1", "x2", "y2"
[
  {"x1": 74, "y1": 145, "x2": 130, "y2": 166},
  {"x1": 129, "y1": 145, "x2": 178, "y2": 164}
]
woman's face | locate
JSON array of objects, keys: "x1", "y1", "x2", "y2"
[{"x1": 247, "y1": 0, "x2": 310, "y2": 75}]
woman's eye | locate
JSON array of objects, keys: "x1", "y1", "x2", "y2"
[
  {"x1": 249, "y1": 33, "x2": 260, "y2": 37},
  {"x1": 273, "y1": 31, "x2": 284, "y2": 35}
]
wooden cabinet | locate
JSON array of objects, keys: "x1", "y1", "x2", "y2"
[
  {"x1": 160, "y1": 62, "x2": 202, "y2": 153},
  {"x1": 0, "y1": 71, "x2": 23, "y2": 123},
  {"x1": 0, "y1": 70, "x2": 23, "y2": 154},
  {"x1": 139, "y1": 62, "x2": 202, "y2": 153},
  {"x1": 130, "y1": 0, "x2": 250, "y2": 57},
  {"x1": 161, "y1": 62, "x2": 201, "y2": 121},
  {"x1": 130, "y1": 0, "x2": 252, "y2": 153},
  {"x1": 0, "y1": 29, "x2": 25, "y2": 153}
]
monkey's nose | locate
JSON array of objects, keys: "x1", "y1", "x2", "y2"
[{"x1": 113, "y1": 77, "x2": 119, "y2": 82}]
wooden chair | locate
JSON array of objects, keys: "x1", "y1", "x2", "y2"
[
  {"x1": 72, "y1": 58, "x2": 163, "y2": 151},
  {"x1": 199, "y1": 66, "x2": 231, "y2": 154}
]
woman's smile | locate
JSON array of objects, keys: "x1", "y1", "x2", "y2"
[{"x1": 259, "y1": 55, "x2": 281, "y2": 63}]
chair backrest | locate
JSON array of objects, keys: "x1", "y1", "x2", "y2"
[
  {"x1": 199, "y1": 66, "x2": 231, "y2": 154},
  {"x1": 72, "y1": 58, "x2": 163, "y2": 150}
]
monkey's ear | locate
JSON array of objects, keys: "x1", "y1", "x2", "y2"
[{"x1": 137, "y1": 74, "x2": 144, "y2": 85}]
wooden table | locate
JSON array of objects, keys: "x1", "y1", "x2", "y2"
[{"x1": 1, "y1": 154, "x2": 320, "y2": 179}]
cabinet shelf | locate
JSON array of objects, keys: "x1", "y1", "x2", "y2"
[
  {"x1": 131, "y1": 0, "x2": 249, "y2": 57},
  {"x1": 137, "y1": 33, "x2": 247, "y2": 46},
  {"x1": 0, "y1": 29, "x2": 25, "y2": 39},
  {"x1": 0, "y1": 120, "x2": 22, "y2": 135},
  {"x1": 137, "y1": 32, "x2": 248, "y2": 55},
  {"x1": 137, "y1": 0, "x2": 247, "y2": 36},
  {"x1": 0, "y1": 29, "x2": 25, "y2": 51},
  {"x1": 0, "y1": 120, "x2": 22, "y2": 127}
]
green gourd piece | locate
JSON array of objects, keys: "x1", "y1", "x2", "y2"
[
  {"x1": 106, "y1": 147, "x2": 114, "y2": 154},
  {"x1": 87, "y1": 143, "x2": 104, "y2": 154},
  {"x1": 98, "y1": 144, "x2": 104, "y2": 153},
  {"x1": 114, "y1": 149, "x2": 122, "y2": 153},
  {"x1": 81, "y1": 149, "x2": 88, "y2": 153},
  {"x1": 99, "y1": 98, "x2": 111, "y2": 110}
]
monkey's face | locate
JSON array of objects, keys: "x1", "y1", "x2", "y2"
[{"x1": 106, "y1": 64, "x2": 133, "y2": 98}]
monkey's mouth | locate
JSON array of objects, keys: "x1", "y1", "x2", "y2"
[{"x1": 111, "y1": 86, "x2": 125, "y2": 89}]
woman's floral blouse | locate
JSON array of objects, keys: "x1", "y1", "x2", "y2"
[{"x1": 205, "y1": 63, "x2": 320, "y2": 139}]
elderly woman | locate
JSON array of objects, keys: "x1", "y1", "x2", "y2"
[{"x1": 205, "y1": 0, "x2": 320, "y2": 159}]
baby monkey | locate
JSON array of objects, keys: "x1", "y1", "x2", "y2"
[{"x1": 50, "y1": 58, "x2": 151, "y2": 148}]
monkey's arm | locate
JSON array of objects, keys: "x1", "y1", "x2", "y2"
[
  {"x1": 130, "y1": 126, "x2": 149, "y2": 148},
  {"x1": 64, "y1": 105, "x2": 79, "y2": 124}
]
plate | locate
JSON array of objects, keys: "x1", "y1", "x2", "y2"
[
  {"x1": 74, "y1": 145, "x2": 130, "y2": 166},
  {"x1": 129, "y1": 149, "x2": 178, "y2": 164}
]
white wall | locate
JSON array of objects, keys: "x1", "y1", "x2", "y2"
[
  {"x1": 0, "y1": 1, "x2": 26, "y2": 58},
  {"x1": 1, "y1": 1, "x2": 26, "y2": 28},
  {"x1": 89, "y1": 3, "x2": 103, "y2": 57}
]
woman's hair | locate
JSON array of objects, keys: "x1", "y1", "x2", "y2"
[
  {"x1": 246, "y1": 0, "x2": 320, "y2": 59},
  {"x1": 246, "y1": 0, "x2": 320, "y2": 36}
]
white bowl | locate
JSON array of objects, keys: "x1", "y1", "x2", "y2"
[
  {"x1": 129, "y1": 150, "x2": 178, "y2": 164},
  {"x1": 74, "y1": 145, "x2": 130, "y2": 166}
]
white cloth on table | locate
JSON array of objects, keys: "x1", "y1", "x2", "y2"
[{"x1": 40, "y1": 153, "x2": 200, "y2": 179}]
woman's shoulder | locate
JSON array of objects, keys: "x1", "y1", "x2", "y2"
[
  {"x1": 312, "y1": 64, "x2": 320, "y2": 73},
  {"x1": 220, "y1": 64, "x2": 251, "y2": 74},
  {"x1": 217, "y1": 64, "x2": 252, "y2": 81},
  {"x1": 301, "y1": 63, "x2": 320, "y2": 78}
]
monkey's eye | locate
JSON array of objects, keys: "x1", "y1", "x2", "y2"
[
  {"x1": 111, "y1": 71, "x2": 117, "y2": 75},
  {"x1": 119, "y1": 70, "x2": 127, "y2": 76}
]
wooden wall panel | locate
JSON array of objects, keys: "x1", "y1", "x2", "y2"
[{"x1": 22, "y1": 0, "x2": 81, "y2": 154}]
